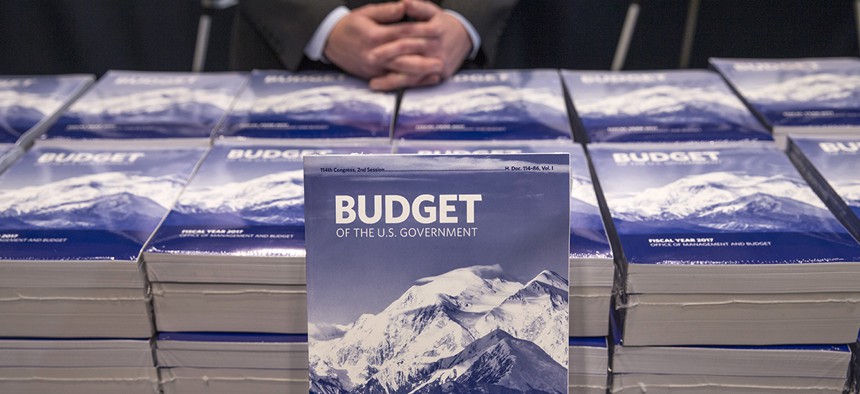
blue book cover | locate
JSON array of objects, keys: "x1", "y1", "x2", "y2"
[
  {"x1": 562, "y1": 70, "x2": 772, "y2": 143},
  {"x1": 789, "y1": 136, "x2": 860, "y2": 243},
  {"x1": 304, "y1": 153, "x2": 570, "y2": 393},
  {"x1": 569, "y1": 336, "x2": 608, "y2": 348},
  {"x1": 396, "y1": 141, "x2": 612, "y2": 260},
  {"x1": 216, "y1": 70, "x2": 395, "y2": 139},
  {"x1": 710, "y1": 58, "x2": 860, "y2": 129},
  {"x1": 0, "y1": 140, "x2": 206, "y2": 261},
  {"x1": 589, "y1": 142, "x2": 860, "y2": 267},
  {"x1": 157, "y1": 332, "x2": 307, "y2": 344},
  {"x1": 147, "y1": 140, "x2": 390, "y2": 259},
  {"x1": 0, "y1": 75, "x2": 93, "y2": 144},
  {"x1": 395, "y1": 69, "x2": 572, "y2": 140},
  {"x1": 45, "y1": 70, "x2": 246, "y2": 140}
]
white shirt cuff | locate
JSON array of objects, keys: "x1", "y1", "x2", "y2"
[
  {"x1": 444, "y1": 9, "x2": 481, "y2": 60},
  {"x1": 304, "y1": 6, "x2": 351, "y2": 63}
]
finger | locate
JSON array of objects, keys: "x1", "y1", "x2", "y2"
[
  {"x1": 414, "y1": 73, "x2": 442, "y2": 87},
  {"x1": 369, "y1": 71, "x2": 442, "y2": 91},
  {"x1": 386, "y1": 55, "x2": 443, "y2": 76},
  {"x1": 353, "y1": 1, "x2": 406, "y2": 24},
  {"x1": 376, "y1": 22, "x2": 442, "y2": 43},
  {"x1": 369, "y1": 38, "x2": 433, "y2": 64},
  {"x1": 369, "y1": 72, "x2": 426, "y2": 91},
  {"x1": 403, "y1": 0, "x2": 441, "y2": 21}
]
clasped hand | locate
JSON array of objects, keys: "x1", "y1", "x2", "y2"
[{"x1": 323, "y1": 0, "x2": 472, "y2": 91}]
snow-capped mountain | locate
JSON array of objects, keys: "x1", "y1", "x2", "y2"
[
  {"x1": 400, "y1": 86, "x2": 567, "y2": 116},
  {"x1": 577, "y1": 85, "x2": 749, "y2": 120},
  {"x1": 392, "y1": 265, "x2": 524, "y2": 314},
  {"x1": 308, "y1": 322, "x2": 353, "y2": 342},
  {"x1": 67, "y1": 87, "x2": 236, "y2": 117},
  {"x1": 0, "y1": 108, "x2": 41, "y2": 139},
  {"x1": 173, "y1": 170, "x2": 304, "y2": 225},
  {"x1": 310, "y1": 265, "x2": 568, "y2": 394},
  {"x1": 311, "y1": 266, "x2": 520, "y2": 392},
  {"x1": 0, "y1": 172, "x2": 184, "y2": 231},
  {"x1": 0, "y1": 91, "x2": 65, "y2": 116},
  {"x1": 833, "y1": 180, "x2": 860, "y2": 208},
  {"x1": 607, "y1": 171, "x2": 834, "y2": 231},
  {"x1": 570, "y1": 197, "x2": 605, "y2": 235},
  {"x1": 0, "y1": 91, "x2": 66, "y2": 137},
  {"x1": 407, "y1": 330, "x2": 567, "y2": 394},
  {"x1": 570, "y1": 173, "x2": 607, "y2": 247},
  {"x1": 571, "y1": 173, "x2": 598, "y2": 208},
  {"x1": 248, "y1": 86, "x2": 393, "y2": 115},
  {"x1": 474, "y1": 270, "x2": 568, "y2": 366},
  {"x1": 742, "y1": 74, "x2": 860, "y2": 105},
  {"x1": 310, "y1": 368, "x2": 351, "y2": 394}
]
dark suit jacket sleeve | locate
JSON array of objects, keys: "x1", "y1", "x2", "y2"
[
  {"x1": 442, "y1": 0, "x2": 520, "y2": 67},
  {"x1": 231, "y1": 0, "x2": 520, "y2": 71},
  {"x1": 232, "y1": 0, "x2": 345, "y2": 71}
]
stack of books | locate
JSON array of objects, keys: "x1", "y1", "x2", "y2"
[
  {"x1": 562, "y1": 70, "x2": 772, "y2": 143},
  {"x1": 557, "y1": 143, "x2": 614, "y2": 337},
  {"x1": 0, "y1": 339, "x2": 158, "y2": 394},
  {"x1": 569, "y1": 337, "x2": 609, "y2": 394},
  {"x1": 395, "y1": 141, "x2": 612, "y2": 392},
  {"x1": 710, "y1": 57, "x2": 860, "y2": 149},
  {"x1": 144, "y1": 139, "x2": 389, "y2": 390},
  {"x1": 788, "y1": 135, "x2": 860, "y2": 243},
  {"x1": 44, "y1": 70, "x2": 246, "y2": 140},
  {"x1": 0, "y1": 74, "x2": 93, "y2": 147},
  {"x1": 588, "y1": 141, "x2": 860, "y2": 347},
  {"x1": 610, "y1": 315, "x2": 853, "y2": 393},
  {"x1": 303, "y1": 152, "x2": 571, "y2": 393},
  {"x1": 215, "y1": 70, "x2": 396, "y2": 139},
  {"x1": 0, "y1": 140, "x2": 206, "y2": 392},
  {"x1": 394, "y1": 69, "x2": 572, "y2": 140},
  {"x1": 156, "y1": 333, "x2": 308, "y2": 394},
  {"x1": 395, "y1": 140, "x2": 614, "y2": 336}
]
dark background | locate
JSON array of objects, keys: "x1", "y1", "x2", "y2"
[{"x1": 1, "y1": 0, "x2": 857, "y2": 77}]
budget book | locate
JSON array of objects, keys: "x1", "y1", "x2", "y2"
[{"x1": 304, "y1": 153, "x2": 570, "y2": 393}]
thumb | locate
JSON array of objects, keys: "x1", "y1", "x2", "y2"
[{"x1": 353, "y1": 2, "x2": 406, "y2": 23}]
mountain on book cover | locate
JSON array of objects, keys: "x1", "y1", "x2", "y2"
[
  {"x1": 589, "y1": 142, "x2": 860, "y2": 265},
  {"x1": 217, "y1": 70, "x2": 395, "y2": 139},
  {"x1": 304, "y1": 153, "x2": 570, "y2": 393},
  {"x1": 710, "y1": 58, "x2": 860, "y2": 128},
  {"x1": 147, "y1": 141, "x2": 389, "y2": 257},
  {"x1": 395, "y1": 70, "x2": 572, "y2": 140},
  {"x1": 396, "y1": 142, "x2": 611, "y2": 260},
  {"x1": 0, "y1": 75, "x2": 92, "y2": 143},
  {"x1": 791, "y1": 137, "x2": 860, "y2": 221},
  {"x1": 0, "y1": 141, "x2": 206, "y2": 260},
  {"x1": 45, "y1": 71, "x2": 246, "y2": 139},
  {"x1": 531, "y1": 144, "x2": 613, "y2": 260},
  {"x1": 562, "y1": 70, "x2": 771, "y2": 142}
]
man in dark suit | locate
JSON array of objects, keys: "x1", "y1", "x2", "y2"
[{"x1": 231, "y1": 0, "x2": 518, "y2": 90}]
